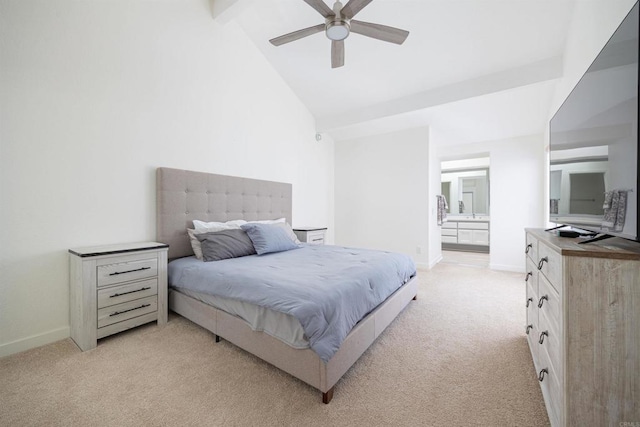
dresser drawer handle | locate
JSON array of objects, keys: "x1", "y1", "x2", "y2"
[
  {"x1": 538, "y1": 368, "x2": 548, "y2": 382},
  {"x1": 109, "y1": 266, "x2": 151, "y2": 276},
  {"x1": 110, "y1": 286, "x2": 151, "y2": 298},
  {"x1": 109, "y1": 303, "x2": 150, "y2": 317},
  {"x1": 526, "y1": 297, "x2": 533, "y2": 308},
  {"x1": 537, "y1": 257, "x2": 548, "y2": 270},
  {"x1": 525, "y1": 272, "x2": 532, "y2": 282},
  {"x1": 526, "y1": 325, "x2": 533, "y2": 335},
  {"x1": 538, "y1": 295, "x2": 548, "y2": 308},
  {"x1": 525, "y1": 243, "x2": 533, "y2": 254},
  {"x1": 538, "y1": 330, "x2": 548, "y2": 344}
]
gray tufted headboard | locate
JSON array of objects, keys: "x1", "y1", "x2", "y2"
[{"x1": 156, "y1": 167, "x2": 292, "y2": 260}]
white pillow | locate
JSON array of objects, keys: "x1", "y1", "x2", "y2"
[
  {"x1": 192, "y1": 219, "x2": 247, "y2": 232},
  {"x1": 246, "y1": 218, "x2": 286, "y2": 225}
]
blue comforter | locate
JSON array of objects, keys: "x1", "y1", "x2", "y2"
[{"x1": 168, "y1": 244, "x2": 416, "y2": 362}]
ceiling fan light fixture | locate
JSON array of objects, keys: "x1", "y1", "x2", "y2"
[{"x1": 326, "y1": 21, "x2": 350, "y2": 41}]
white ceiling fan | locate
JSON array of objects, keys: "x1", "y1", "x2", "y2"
[{"x1": 269, "y1": 0, "x2": 410, "y2": 68}]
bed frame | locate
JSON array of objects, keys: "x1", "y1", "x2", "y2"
[{"x1": 156, "y1": 167, "x2": 418, "y2": 403}]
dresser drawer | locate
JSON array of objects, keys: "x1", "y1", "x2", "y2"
[
  {"x1": 538, "y1": 346, "x2": 562, "y2": 427},
  {"x1": 97, "y1": 257, "x2": 158, "y2": 287},
  {"x1": 525, "y1": 234, "x2": 538, "y2": 265},
  {"x1": 526, "y1": 282, "x2": 539, "y2": 362},
  {"x1": 538, "y1": 273, "x2": 561, "y2": 334},
  {"x1": 538, "y1": 309, "x2": 563, "y2": 381},
  {"x1": 97, "y1": 278, "x2": 158, "y2": 309},
  {"x1": 537, "y1": 241, "x2": 562, "y2": 292},
  {"x1": 97, "y1": 295, "x2": 157, "y2": 328},
  {"x1": 525, "y1": 258, "x2": 538, "y2": 294}
]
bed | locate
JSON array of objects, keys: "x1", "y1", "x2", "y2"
[{"x1": 156, "y1": 167, "x2": 418, "y2": 403}]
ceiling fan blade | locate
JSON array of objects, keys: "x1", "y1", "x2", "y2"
[
  {"x1": 269, "y1": 24, "x2": 325, "y2": 46},
  {"x1": 304, "y1": 0, "x2": 335, "y2": 18},
  {"x1": 350, "y1": 20, "x2": 409, "y2": 45},
  {"x1": 340, "y1": 0, "x2": 373, "y2": 19},
  {"x1": 331, "y1": 40, "x2": 345, "y2": 68}
]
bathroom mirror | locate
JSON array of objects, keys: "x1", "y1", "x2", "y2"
[{"x1": 441, "y1": 168, "x2": 490, "y2": 215}]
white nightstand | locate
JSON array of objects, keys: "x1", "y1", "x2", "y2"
[
  {"x1": 293, "y1": 227, "x2": 327, "y2": 245},
  {"x1": 69, "y1": 242, "x2": 169, "y2": 351}
]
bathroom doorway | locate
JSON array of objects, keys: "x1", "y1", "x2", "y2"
[{"x1": 440, "y1": 157, "x2": 490, "y2": 254}]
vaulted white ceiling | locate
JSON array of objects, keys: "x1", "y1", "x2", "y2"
[{"x1": 220, "y1": 0, "x2": 576, "y2": 143}]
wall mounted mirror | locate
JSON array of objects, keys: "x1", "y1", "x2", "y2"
[{"x1": 441, "y1": 168, "x2": 490, "y2": 216}]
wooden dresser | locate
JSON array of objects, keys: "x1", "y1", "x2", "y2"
[
  {"x1": 524, "y1": 229, "x2": 640, "y2": 426},
  {"x1": 69, "y1": 242, "x2": 169, "y2": 351}
]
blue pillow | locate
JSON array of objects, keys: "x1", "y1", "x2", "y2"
[{"x1": 240, "y1": 223, "x2": 300, "y2": 255}]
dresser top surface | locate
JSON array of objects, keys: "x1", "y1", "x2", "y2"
[{"x1": 526, "y1": 228, "x2": 640, "y2": 261}]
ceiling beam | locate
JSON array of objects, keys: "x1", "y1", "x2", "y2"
[
  {"x1": 316, "y1": 56, "x2": 564, "y2": 133},
  {"x1": 210, "y1": 0, "x2": 256, "y2": 24}
]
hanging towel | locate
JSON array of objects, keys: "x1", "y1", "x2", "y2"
[
  {"x1": 458, "y1": 200, "x2": 465, "y2": 214},
  {"x1": 550, "y1": 199, "x2": 559, "y2": 215},
  {"x1": 602, "y1": 189, "x2": 629, "y2": 232},
  {"x1": 436, "y1": 195, "x2": 448, "y2": 226}
]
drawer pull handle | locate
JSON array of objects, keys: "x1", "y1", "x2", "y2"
[
  {"x1": 538, "y1": 368, "x2": 548, "y2": 382},
  {"x1": 110, "y1": 286, "x2": 151, "y2": 298},
  {"x1": 109, "y1": 266, "x2": 151, "y2": 276},
  {"x1": 526, "y1": 324, "x2": 533, "y2": 335},
  {"x1": 525, "y1": 272, "x2": 532, "y2": 282},
  {"x1": 538, "y1": 330, "x2": 548, "y2": 344},
  {"x1": 537, "y1": 257, "x2": 548, "y2": 270},
  {"x1": 109, "y1": 303, "x2": 150, "y2": 317},
  {"x1": 311, "y1": 238, "x2": 323, "y2": 242},
  {"x1": 538, "y1": 295, "x2": 548, "y2": 308},
  {"x1": 525, "y1": 243, "x2": 533, "y2": 254},
  {"x1": 526, "y1": 297, "x2": 533, "y2": 308}
]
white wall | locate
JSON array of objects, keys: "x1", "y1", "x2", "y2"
[
  {"x1": 0, "y1": 0, "x2": 334, "y2": 356},
  {"x1": 334, "y1": 127, "x2": 430, "y2": 268},
  {"x1": 439, "y1": 135, "x2": 546, "y2": 272}
]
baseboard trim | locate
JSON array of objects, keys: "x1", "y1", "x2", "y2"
[
  {"x1": 0, "y1": 326, "x2": 70, "y2": 358},
  {"x1": 428, "y1": 255, "x2": 443, "y2": 269}
]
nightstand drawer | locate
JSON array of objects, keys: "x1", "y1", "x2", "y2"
[
  {"x1": 306, "y1": 231, "x2": 325, "y2": 245},
  {"x1": 97, "y1": 295, "x2": 157, "y2": 328},
  {"x1": 294, "y1": 228, "x2": 327, "y2": 245},
  {"x1": 97, "y1": 257, "x2": 158, "y2": 287},
  {"x1": 97, "y1": 278, "x2": 158, "y2": 309}
]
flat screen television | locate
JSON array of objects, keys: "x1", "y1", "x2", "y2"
[{"x1": 549, "y1": 1, "x2": 639, "y2": 242}]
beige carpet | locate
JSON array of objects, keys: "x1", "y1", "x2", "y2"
[{"x1": 0, "y1": 262, "x2": 549, "y2": 426}]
